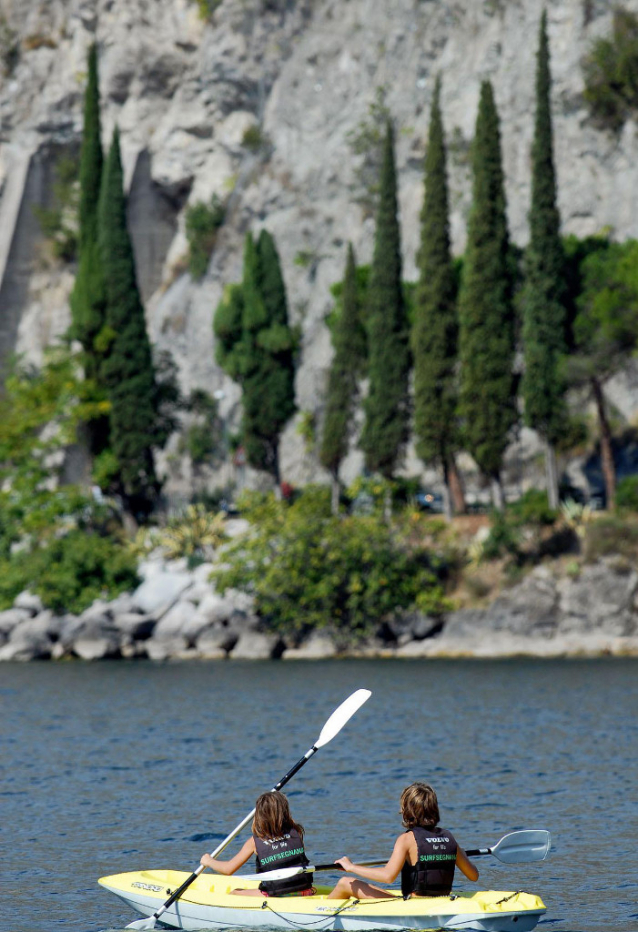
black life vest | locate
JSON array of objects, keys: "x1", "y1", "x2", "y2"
[
  {"x1": 254, "y1": 828, "x2": 313, "y2": 896},
  {"x1": 400, "y1": 826, "x2": 457, "y2": 898}
]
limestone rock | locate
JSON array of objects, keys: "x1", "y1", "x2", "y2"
[
  {"x1": 131, "y1": 571, "x2": 193, "y2": 616},
  {"x1": 13, "y1": 591, "x2": 44, "y2": 616},
  {"x1": 230, "y1": 632, "x2": 285, "y2": 660},
  {"x1": 282, "y1": 632, "x2": 338, "y2": 660}
]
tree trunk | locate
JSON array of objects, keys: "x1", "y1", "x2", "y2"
[
  {"x1": 490, "y1": 474, "x2": 505, "y2": 511},
  {"x1": 544, "y1": 439, "x2": 560, "y2": 510},
  {"x1": 383, "y1": 485, "x2": 393, "y2": 523},
  {"x1": 592, "y1": 376, "x2": 615, "y2": 510},
  {"x1": 330, "y1": 472, "x2": 341, "y2": 516},
  {"x1": 447, "y1": 455, "x2": 466, "y2": 515}
]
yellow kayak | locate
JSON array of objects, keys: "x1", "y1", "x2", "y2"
[{"x1": 99, "y1": 868, "x2": 547, "y2": 931}]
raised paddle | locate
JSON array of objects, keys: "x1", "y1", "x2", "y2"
[
  {"x1": 125, "y1": 688, "x2": 371, "y2": 930},
  {"x1": 237, "y1": 830, "x2": 552, "y2": 883}
]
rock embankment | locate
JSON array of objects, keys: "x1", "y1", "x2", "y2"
[{"x1": 1, "y1": 556, "x2": 637, "y2": 662}]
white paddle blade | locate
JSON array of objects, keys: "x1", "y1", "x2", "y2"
[
  {"x1": 315, "y1": 689, "x2": 371, "y2": 748},
  {"x1": 493, "y1": 830, "x2": 551, "y2": 864},
  {"x1": 126, "y1": 918, "x2": 157, "y2": 929},
  {"x1": 238, "y1": 865, "x2": 307, "y2": 882}
]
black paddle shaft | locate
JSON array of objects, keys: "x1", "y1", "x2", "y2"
[{"x1": 153, "y1": 748, "x2": 319, "y2": 917}]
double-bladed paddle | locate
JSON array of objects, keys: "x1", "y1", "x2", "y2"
[
  {"x1": 237, "y1": 829, "x2": 552, "y2": 883},
  {"x1": 125, "y1": 688, "x2": 371, "y2": 930}
]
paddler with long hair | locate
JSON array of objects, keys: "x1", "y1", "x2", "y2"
[
  {"x1": 200, "y1": 790, "x2": 315, "y2": 897},
  {"x1": 327, "y1": 782, "x2": 478, "y2": 899}
]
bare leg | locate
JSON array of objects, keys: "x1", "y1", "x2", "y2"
[{"x1": 327, "y1": 876, "x2": 395, "y2": 900}]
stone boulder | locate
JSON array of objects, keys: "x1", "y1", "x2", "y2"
[
  {"x1": 13, "y1": 591, "x2": 44, "y2": 616},
  {"x1": 282, "y1": 632, "x2": 338, "y2": 660},
  {"x1": 72, "y1": 618, "x2": 122, "y2": 660},
  {"x1": 557, "y1": 562, "x2": 638, "y2": 636},
  {"x1": 0, "y1": 608, "x2": 31, "y2": 638},
  {"x1": 230, "y1": 632, "x2": 285, "y2": 660},
  {"x1": 131, "y1": 571, "x2": 193, "y2": 617}
]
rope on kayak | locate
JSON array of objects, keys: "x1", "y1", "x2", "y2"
[
  {"x1": 496, "y1": 890, "x2": 524, "y2": 905},
  {"x1": 259, "y1": 897, "x2": 362, "y2": 928}
]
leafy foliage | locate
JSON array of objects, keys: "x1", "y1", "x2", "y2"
[
  {"x1": 583, "y1": 7, "x2": 638, "y2": 131},
  {"x1": 156, "y1": 505, "x2": 227, "y2": 560},
  {"x1": 615, "y1": 474, "x2": 638, "y2": 511},
  {"x1": 99, "y1": 127, "x2": 161, "y2": 516},
  {"x1": 213, "y1": 489, "x2": 451, "y2": 643},
  {"x1": 0, "y1": 349, "x2": 137, "y2": 613},
  {"x1": 522, "y1": 11, "x2": 568, "y2": 447},
  {"x1": 0, "y1": 531, "x2": 138, "y2": 614},
  {"x1": 320, "y1": 244, "x2": 365, "y2": 478},
  {"x1": 185, "y1": 195, "x2": 225, "y2": 279},
  {"x1": 360, "y1": 121, "x2": 411, "y2": 479},
  {"x1": 412, "y1": 76, "x2": 459, "y2": 478},
  {"x1": 214, "y1": 230, "x2": 296, "y2": 483},
  {"x1": 457, "y1": 80, "x2": 516, "y2": 482}
]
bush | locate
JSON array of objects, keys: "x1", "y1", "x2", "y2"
[
  {"x1": 615, "y1": 474, "x2": 638, "y2": 511},
  {"x1": 584, "y1": 515, "x2": 638, "y2": 561},
  {"x1": 157, "y1": 504, "x2": 227, "y2": 560},
  {"x1": 583, "y1": 8, "x2": 638, "y2": 131},
  {"x1": 0, "y1": 531, "x2": 139, "y2": 615},
  {"x1": 480, "y1": 510, "x2": 521, "y2": 562},
  {"x1": 212, "y1": 489, "x2": 451, "y2": 643},
  {"x1": 185, "y1": 195, "x2": 225, "y2": 279},
  {"x1": 507, "y1": 489, "x2": 557, "y2": 527}
]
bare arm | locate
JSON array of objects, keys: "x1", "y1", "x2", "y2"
[
  {"x1": 456, "y1": 846, "x2": 479, "y2": 882},
  {"x1": 200, "y1": 837, "x2": 256, "y2": 875},
  {"x1": 334, "y1": 835, "x2": 409, "y2": 885}
]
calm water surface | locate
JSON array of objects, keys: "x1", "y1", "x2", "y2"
[{"x1": 2, "y1": 659, "x2": 637, "y2": 932}]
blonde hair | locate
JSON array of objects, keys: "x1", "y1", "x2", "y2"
[
  {"x1": 252, "y1": 791, "x2": 305, "y2": 840},
  {"x1": 400, "y1": 783, "x2": 440, "y2": 829}
]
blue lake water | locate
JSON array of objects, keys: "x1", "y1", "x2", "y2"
[{"x1": 2, "y1": 659, "x2": 637, "y2": 932}]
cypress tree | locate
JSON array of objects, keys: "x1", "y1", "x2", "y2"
[
  {"x1": 522, "y1": 9, "x2": 568, "y2": 509},
  {"x1": 457, "y1": 81, "x2": 516, "y2": 508},
  {"x1": 70, "y1": 43, "x2": 107, "y2": 366},
  {"x1": 213, "y1": 230, "x2": 296, "y2": 488},
  {"x1": 412, "y1": 76, "x2": 464, "y2": 517},
  {"x1": 99, "y1": 127, "x2": 159, "y2": 516},
  {"x1": 360, "y1": 120, "x2": 410, "y2": 482},
  {"x1": 320, "y1": 243, "x2": 366, "y2": 512}
]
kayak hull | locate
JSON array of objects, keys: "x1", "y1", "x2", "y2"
[{"x1": 98, "y1": 870, "x2": 546, "y2": 932}]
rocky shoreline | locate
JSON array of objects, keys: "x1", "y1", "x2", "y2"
[{"x1": 1, "y1": 548, "x2": 637, "y2": 662}]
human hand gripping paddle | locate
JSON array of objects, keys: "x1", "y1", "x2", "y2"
[
  {"x1": 238, "y1": 830, "x2": 552, "y2": 883},
  {"x1": 126, "y1": 688, "x2": 371, "y2": 930}
]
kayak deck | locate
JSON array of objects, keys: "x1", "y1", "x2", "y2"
[{"x1": 99, "y1": 869, "x2": 547, "y2": 932}]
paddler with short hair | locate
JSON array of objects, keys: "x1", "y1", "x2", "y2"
[{"x1": 327, "y1": 782, "x2": 478, "y2": 899}]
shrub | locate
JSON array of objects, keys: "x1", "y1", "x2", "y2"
[
  {"x1": 583, "y1": 8, "x2": 638, "y2": 131},
  {"x1": 0, "y1": 531, "x2": 138, "y2": 615},
  {"x1": 242, "y1": 125, "x2": 268, "y2": 152},
  {"x1": 615, "y1": 474, "x2": 638, "y2": 511},
  {"x1": 157, "y1": 505, "x2": 227, "y2": 560},
  {"x1": 584, "y1": 515, "x2": 638, "y2": 561},
  {"x1": 185, "y1": 195, "x2": 225, "y2": 279},
  {"x1": 212, "y1": 489, "x2": 451, "y2": 643},
  {"x1": 507, "y1": 489, "x2": 557, "y2": 527},
  {"x1": 479, "y1": 510, "x2": 521, "y2": 561}
]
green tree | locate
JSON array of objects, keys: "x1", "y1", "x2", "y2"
[
  {"x1": 69, "y1": 43, "x2": 109, "y2": 452},
  {"x1": 70, "y1": 44, "x2": 106, "y2": 367},
  {"x1": 214, "y1": 230, "x2": 296, "y2": 488},
  {"x1": 522, "y1": 10, "x2": 568, "y2": 510},
  {"x1": 320, "y1": 243, "x2": 366, "y2": 512},
  {"x1": 457, "y1": 81, "x2": 516, "y2": 509},
  {"x1": 98, "y1": 127, "x2": 161, "y2": 518},
  {"x1": 412, "y1": 77, "x2": 464, "y2": 518},
  {"x1": 360, "y1": 120, "x2": 410, "y2": 493},
  {"x1": 563, "y1": 235, "x2": 638, "y2": 510}
]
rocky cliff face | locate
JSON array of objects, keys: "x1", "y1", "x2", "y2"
[{"x1": 2, "y1": 0, "x2": 638, "y2": 499}]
